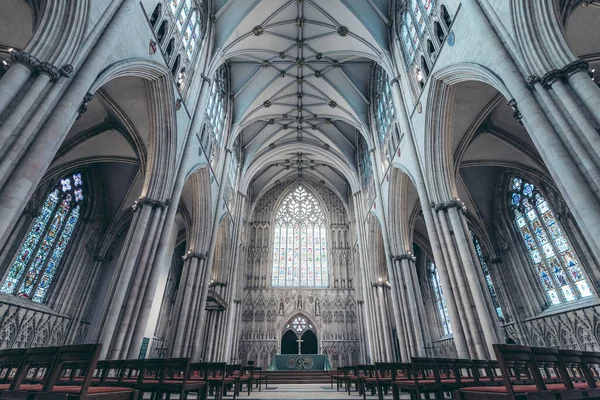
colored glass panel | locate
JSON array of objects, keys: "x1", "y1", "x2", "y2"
[
  {"x1": 17, "y1": 196, "x2": 71, "y2": 299},
  {"x1": 169, "y1": 0, "x2": 179, "y2": 15},
  {"x1": 1, "y1": 174, "x2": 84, "y2": 303},
  {"x1": 32, "y1": 206, "x2": 80, "y2": 303},
  {"x1": 411, "y1": 0, "x2": 425, "y2": 33},
  {"x1": 272, "y1": 186, "x2": 328, "y2": 287},
  {"x1": 470, "y1": 231, "x2": 504, "y2": 321},
  {"x1": 509, "y1": 177, "x2": 593, "y2": 305},
  {"x1": 0, "y1": 190, "x2": 60, "y2": 294},
  {"x1": 430, "y1": 262, "x2": 451, "y2": 335}
]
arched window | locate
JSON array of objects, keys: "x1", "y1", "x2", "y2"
[
  {"x1": 272, "y1": 186, "x2": 329, "y2": 288},
  {"x1": 509, "y1": 177, "x2": 593, "y2": 305},
  {"x1": 373, "y1": 66, "x2": 395, "y2": 144},
  {"x1": 166, "y1": 0, "x2": 202, "y2": 62},
  {"x1": 470, "y1": 230, "x2": 504, "y2": 322},
  {"x1": 399, "y1": 0, "x2": 448, "y2": 84},
  {"x1": 430, "y1": 261, "x2": 452, "y2": 335},
  {"x1": 206, "y1": 65, "x2": 227, "y2": 144},
  {"x1": 1, "y1": 173, "x2": 85, "y2": 303}
]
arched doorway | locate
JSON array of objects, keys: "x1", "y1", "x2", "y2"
[
  {"x1": 281, "y1": 315, "x2": 318, "y2": 355},
  {"x1": 300, "y1": 330, "x2": 318, "y2": 354},
  {"x1": 281, "y1": 330, "x2": 298, "y2": 354}
]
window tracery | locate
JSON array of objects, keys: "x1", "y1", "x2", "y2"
[
  {"x1": 509, "y1": 177, "x2": 593, "y2": 305},
  {"x1": 1, "y1": 173, "x2": 84, "y2": 303},
  {"x1": 272, "y1": 186, "x2": 329, "y2": 288},
  {"x1": 398, "y1": 0, "x2": 451, "y2": 87},
  {"x1": 430, "y1": 261, "x2": 452, "y2": 336},
  {"x1": 151, "y1": 0, "x2": 203, "y2": 90},
  {"x1": 470, "y1": 230, "x2": 505, "y2": 322}
]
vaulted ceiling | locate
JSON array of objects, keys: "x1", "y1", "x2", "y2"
[{"x1": 211, "y1": 0, "x2": 393, "y2": 202}]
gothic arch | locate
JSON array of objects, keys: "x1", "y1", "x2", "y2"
[
  {"x1": 423, "y1": 63, "x2": 511, "y2": 203},
  {"x1": 90, "y1": 59, "x2": 179, "y2": 201}
]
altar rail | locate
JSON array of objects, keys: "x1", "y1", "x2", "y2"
[{"x1": 0, "y1": 296, "x2": 88, "y2": 349}]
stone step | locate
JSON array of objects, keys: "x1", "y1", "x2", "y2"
[{"x1": 262, "y1": 370, "x2": 332, "y2": 384}]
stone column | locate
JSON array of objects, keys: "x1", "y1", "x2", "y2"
[
  {"x1": 0, "y1": 0, "x2": 135, "y2": 252},
  {"x1": 388, "y1": 79, "x2": 469, "y2": 358},
  {"x1": 390, "y1": 256, "x2": 410, "y2": 361},
  {"x1": 393, "y1": 253, "x2": 428, "y2": 357},
  {"x1": 102, "y1": 198, "x2": 169, "y2": 359}
]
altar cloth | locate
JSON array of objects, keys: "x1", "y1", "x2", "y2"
[{"x1": 268, "y1": 354, "x2": 331, "y2": 370}]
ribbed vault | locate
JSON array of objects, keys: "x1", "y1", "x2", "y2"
[{"x1": 211, "y1": 0, "x2": 393, "y2": 200}]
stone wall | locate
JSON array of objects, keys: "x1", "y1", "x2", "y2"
[{"x1": 0, "y1": 296, "x2": 88, "y2": 349}]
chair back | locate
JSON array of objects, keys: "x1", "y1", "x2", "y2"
[
  {"x1": 226, "y1": 363, "x2": 242, "y2": 377},
  {"x1": 493, "y1": 344, "x2": 547, "y2": 397},
  {"x1": 580, "y1": 351, "x2": 600, "y2": 385},
  {"x1": 98, "y1": 359, "x2": 125, "y2": 385},
  {"x1": 190, "y1": 362, "x2": 207, "y2": 380},
  {"x1": 205, "y1": 362, "x2": 226, "y2": 382},
  {"x1": 10, "y1": 346, "x2": 58, "y2": 390},
  {"x1": 356, "y1": 364, "x2": 374, "y2": 378},
  {"x1": 530, "y1": 346, "x2": 573, "y2": 388},
  {"x1": 558, "y1": 349, "x2": 595, "y2": 388},
  {"x1": 471, "y1": 359, "x2": 498, "y2": 384},
  {"x1": 373, "y1": 363, "x2": 396, "y2": 382},
  {"x1": 0, "y1": 349, "x2": 27, "y2": 384},
  {"x1": 411, "y1": 357, "x2": 440, "y2": 384},
  {"x1": 344, "y1": 365, "x2": 358, "y2": 377},
  {"x1": 454, "y1": 359, "x2": 476, "y2": 383},
  {"x1": 44, "y1": 344, "x2": 103, "y2": 395},
  {"x1": 121, "y1": 359, "x2": 144, "y2": 384},
  {"x1": 164, "y1": 358, "x2": 191, "y2": 382}
]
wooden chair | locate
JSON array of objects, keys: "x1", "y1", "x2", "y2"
[
  {"x1": 238, "y1": 365, "x2": 253, "y2": 395},
  {"x1": 557, "y1": 349, "x2": 600, "y2": 397},
  {"x1": 4, "y1": 344, "x2": 137, "y2": 400},
  {"x1": 252, "y1": 367, "x2": 267, "y2": 391},
  {"x1": 344, "y1": 365, "x2": 359, "y2": 395},
  {"x1": 394, "y1": 357, "x2": 446, "y2": 400},
  {"x1": 0, "y1": 349, "x2": 27, "y2": 390},
  {"x1": 155, "y1": 358, "x2": 206, "y2": 400},
  {"x1": 357, "y1": 364, "x2": 376, "y2": 399},
  {"x1": 373, "y1": 363, "x2": 396, "y2": 400},
  {"x1": 456, "y1": 344, "x2": 579, "y2": 399},
  {"x1": 225, "y1": 364, "x2": 241, "y2": 397},
  {"x1": 205, "y1": 362, "x2": 235, "y2": 400},
  {"x1": 330, "y1": 367, "x2": 344, "y2": 391}
]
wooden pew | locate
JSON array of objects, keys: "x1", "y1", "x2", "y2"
[
  {"x1": 456, "y1": 344, "x2": 582, "y2": 399},
  {"x1": 0, "y1": 349, "x2": 27, "y2": 390},
  {"x1": 2, "y1": 344, "x2": 137, "y2": 400},
  {"x1": 205, "y1": 362, "x2": 236, "y2": 400}
]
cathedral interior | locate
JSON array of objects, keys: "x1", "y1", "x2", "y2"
[{"x1": 1, "y1": 0, "x2": 600, "y2": 388}]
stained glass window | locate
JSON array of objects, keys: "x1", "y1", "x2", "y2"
[
  {"x1": 470, "y1": 231, "x2": 505, "y2": 322},
  {"x1": 430, "y1": 261, "x2": 452, "y2": 335},
  {"x1": 1, "y1": 173, "x2": 84, "y2": 303},
  {"x1": 399, "y1": 0, "x2": 444, "y2": 71},
  {"x1": 272, "y1": 186, "x2": 329, "y2": 287},
  {"x1": 164, "y1": 0, "x2": 203, "y2": 72},
  {"x1": 285, "y1": 315, "x2": 313, "y2": 333},
  {"x1": 509, "y1": 177, "x2": 593, "y2": 305},
  {"x1": 374, "y1": 66, "x2": 395, "y2": 144},
  {"x1": 206, "y1": 65, "x2": 227, "y2": 145}
]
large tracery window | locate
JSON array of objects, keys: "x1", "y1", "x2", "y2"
[
  {"x1": 430, "y1": 261, "x2": 452, "y2": 336},
  {"x1": 509, "y1": 177, "x2": 593, "y2": 306},
  {"x1": 1, "y1": 173, "x2": 84, "y2": 303},
  {"x1": 470, "y1": 230, "x2": 504, "y2": 322},
  {"x1": 374, "y1": 66, "x2": 395, "y2": 144},
  {"x1": 167, "y1": 0, "x2": 202, "y2": 62},
  {"x1": 272, "y1": 186, "x2": 329, "y2": 288},
  {"x1": 206, "y1": 66, "x2": 227, "y2": 144}
]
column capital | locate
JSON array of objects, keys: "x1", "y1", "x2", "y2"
[
  {"x1": 392, "y1": 253, "x2": 416, "y2": 262},
  {"x1": 372, "y1": 279, "x2": 391, "y2": 288},
  {"x1": 182, "y1": 250, "x2": 208, "y2": 261},
  {"x1": 432, "y1": 198, "x2": 466, "y2": 212},
  {"x1": 8, "y1": 51, "x2": 72, "y2": 81},
  {"x1": 527, "y1": 60, "x2": 591, "y2": 90},
  {"x1": 132, "y1": 196, "x2": 170, "y2": 212}
]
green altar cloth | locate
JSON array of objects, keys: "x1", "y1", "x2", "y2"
[{"x1": 269, "y1": 354, "x2": 331, "y2": 371}]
